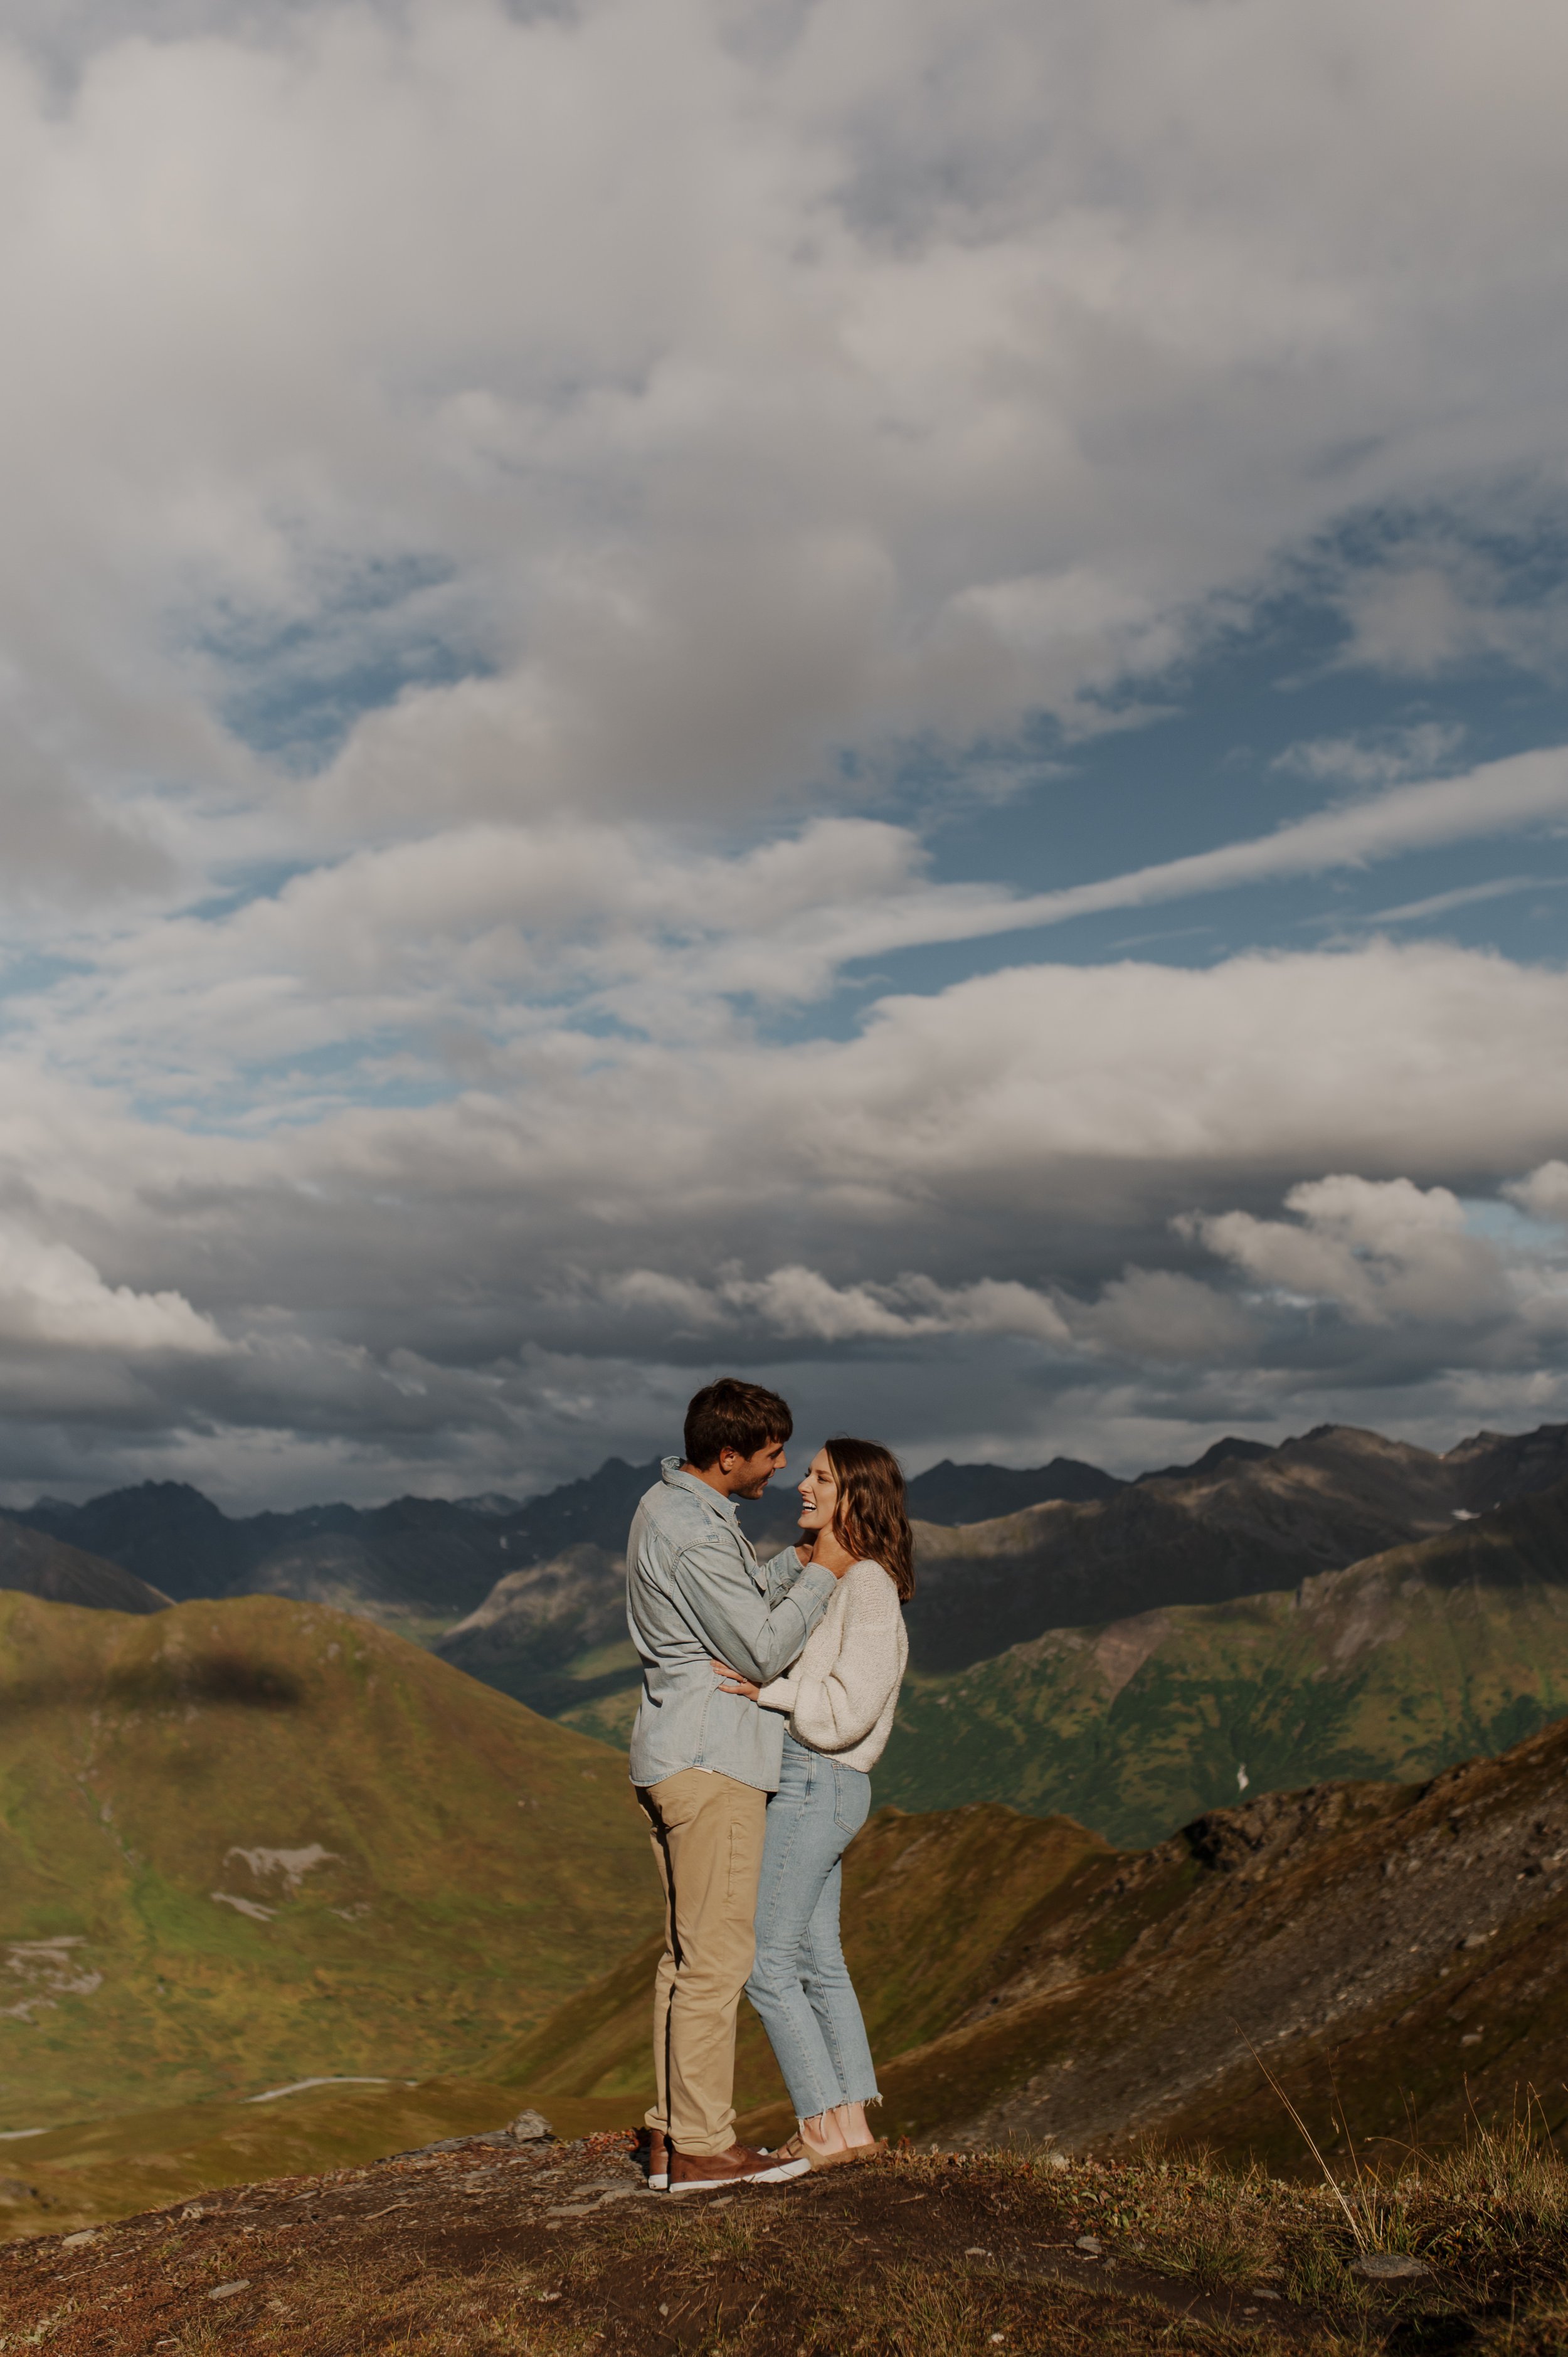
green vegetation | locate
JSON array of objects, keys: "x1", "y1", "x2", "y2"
[
  {"x1": 0, "y1": 1590, "x2": 659, "y2": 2134},
  {"x1": 495, "y1": 1803, "x2": 1120, "y2": 2117},
  {"x1": 877, "y1": 1489, "x2": 1568, "y2": 1844}
]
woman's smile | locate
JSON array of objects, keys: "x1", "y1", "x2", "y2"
[{"x1": 797, "y1": 1447, "x2": 840, "y2": 1529}]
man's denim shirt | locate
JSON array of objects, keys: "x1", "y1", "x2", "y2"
[{"x1": 626, "y1": 1458, "x2": 837, "y2": 1794}]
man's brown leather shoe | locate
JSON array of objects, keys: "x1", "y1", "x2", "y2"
[
  {"x1": 643, "y1": 2128, "x2": 669, "y2": 2190},
  {"x1": 667, "y1": 2141, "x2": 810, "y2": 2192}
]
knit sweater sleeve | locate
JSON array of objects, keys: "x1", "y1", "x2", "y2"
[{"x1": 758, "y1": 1562, "x2": 904, "y2": 1752}]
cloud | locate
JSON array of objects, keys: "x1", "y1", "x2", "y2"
[
  {"x1": 1507, "y1": 1162, "x2": 1568, "y2": 1225},
  {"x1": 1182, "y1": 1176, "x2": 1514, "y2": 1328},
  {"x1": 0, "y1": 1218, "x2": 224, "y2": 1357},
  {"x1": 1273, "y1": 724, "x2": 1466, "y2": 788},
  {"x1": 3, "y1": 1, "x2": 1568, "y2": 1496},
  {"x1": 0, "y1": 931, "x2": 1565, "y2": 1502},
  {"x1": 1337, "y1": 556, "x2": 1568, "y2": 681},
  {"x1": 1, "y1": 0, "x2": 1567, "y2": 881},
  {"x1": 1365, "y1": 876, "x2": 1568, "y2": 925},
  {"x1": 597, "y1": 1265, "x2": 1074, "y2": 1347}
]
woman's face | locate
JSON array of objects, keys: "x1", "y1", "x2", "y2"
[{"x1": 797, "y1": 1448, "x2": 839, "y2": 1531}]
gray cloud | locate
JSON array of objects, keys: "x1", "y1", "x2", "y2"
[{"x1": 0, "y1": 933, "x2": 1565, "y2": 1500}]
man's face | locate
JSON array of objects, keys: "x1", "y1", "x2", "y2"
[{"x1": 721, "y1": 1438, "x2": 787, "y2": 1498}]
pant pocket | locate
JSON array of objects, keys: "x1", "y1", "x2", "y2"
[{"x1": 832, "y1": 1766, "x2": 870, "y2": 1840}]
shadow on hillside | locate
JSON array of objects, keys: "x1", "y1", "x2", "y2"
[{"x1": 103, "y1": 1651, "x2": 304, "y2": 1710}]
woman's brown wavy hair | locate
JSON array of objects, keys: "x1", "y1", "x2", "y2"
[{"x1": 823, "y1": 1435, "x2": 915, "y2": 1601}]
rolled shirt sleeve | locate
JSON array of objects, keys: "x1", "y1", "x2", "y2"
[{"x1": 666, "y1": 1533, "x2": 835, "y2": 1685}]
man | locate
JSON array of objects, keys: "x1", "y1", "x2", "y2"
[{"x1": 626, "y1": 1377, "x2": 837, "y2": 2191}]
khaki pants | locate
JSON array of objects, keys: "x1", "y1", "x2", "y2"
[{"x1": 636, "y1": 1768, "x2": 768, "y2": 2158}]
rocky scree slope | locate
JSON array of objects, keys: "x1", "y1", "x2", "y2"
[{"x1": 897, "y1": 1713, "x2": 1568, "y2": 2167}]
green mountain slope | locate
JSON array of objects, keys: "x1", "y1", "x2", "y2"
[
  {"x1": 0, "y1": 1591, "x2": 657, "y2": 2131},
  {"x1": 874, "y1": 1479, "x2": 1568, "y2": 1845},
  {"x1": 492, "y1": 1805, "x2": 1119, "y2": 2117},
  {"x1": 507, "y1": 1715, "x2": 1568, "y2": 2170}
]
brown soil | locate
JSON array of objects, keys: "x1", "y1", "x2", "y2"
[{"x1": 0, "y1": 2129, "x2": 1540, "y2": 2356}]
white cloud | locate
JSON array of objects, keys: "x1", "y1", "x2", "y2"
[
  {"x1": 599, "y1": 1265, "x2": 1074, "y2": 1347},
  {"x1": 0, "y1": 1218, "x2": 223, "y2": 1355},
  {"x1": 1182, "y1": 1176, "x2": 1514, "y2": 1328},
  {"x1": 1507, "y1": 1161, "x2": 1568, "y2": 1225},
  {"x1": 1068, "y1": 1269, "x2": 1257, "y2": 1364},
  {"x1": 1337, "y1": 558, "x2": 1568, "y2": 681},
  {"x1": 1, "y1": 0, "x2": 1567, "y2": 894},
  {"x1": 1365, "y1": 876, "x2": 1568, "y2": 926}
]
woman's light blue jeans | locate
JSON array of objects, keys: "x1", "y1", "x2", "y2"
[{"x1": 745, "y1": 1730, "x2": 879, "y2": 2121}]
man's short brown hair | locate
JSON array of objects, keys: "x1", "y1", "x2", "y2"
[{"x1": 683, "y1": 1379, "x2": 793, "y2": 1469}]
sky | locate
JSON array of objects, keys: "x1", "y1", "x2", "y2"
[{"x1": 3, "y1": 0, "x2": 1568, "y2": 1508}]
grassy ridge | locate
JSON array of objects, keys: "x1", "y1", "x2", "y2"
[
  {"x1": 0, "y1": 1591, "x2": 658, "y2": 2130},
  {"x1": 492, "y1": 1804, "x2": 1134, "y2": 2117},
  {"x1": 874, "y1": 1488, "x2": 1568, "y2": 1845}
]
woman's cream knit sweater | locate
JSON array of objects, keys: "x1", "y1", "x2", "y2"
[{"x1": 756, "y1": 1559, "x2": 908, "y2": 1772}]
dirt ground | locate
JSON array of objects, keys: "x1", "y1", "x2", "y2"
[{"x1": 1, "y1": 2127, "x2": 1562, "y2": 2356}]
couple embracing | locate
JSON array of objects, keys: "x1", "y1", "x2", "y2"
[{"x1": 625, "y1": 1377, "x2": 913, "y2": 2192}]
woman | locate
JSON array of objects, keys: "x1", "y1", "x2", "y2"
[{"x1": 712, "y1": 1436, "x2": 913, "y2": 2168}]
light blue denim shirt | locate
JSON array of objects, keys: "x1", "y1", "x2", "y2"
[{"x1": 627, "y1": 1458, "x2": 837, "y2": 1793}]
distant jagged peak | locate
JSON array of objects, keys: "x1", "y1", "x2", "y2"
[
  {"x1": 1135, "y1": 1434, "x2": 1277, "y2": 1484},
  {"x1": 29, "y1": 1477, "x2": 234, "y2": 1523},
  {"x1": 1140, "y1": 1422, "x2": 1448, "y2": 1490},
  {"x1": 903, "y1": 1455, "x2": 1123, "y2": 1524}
]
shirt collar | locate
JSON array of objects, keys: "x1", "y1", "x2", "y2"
[{"x1": 661, "y1": 1454, "x2": 739, "y2": 1522}]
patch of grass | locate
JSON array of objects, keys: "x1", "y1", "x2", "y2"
[{"x1": 236, "y1": 2252, "x2": 595, "y2": 2356}]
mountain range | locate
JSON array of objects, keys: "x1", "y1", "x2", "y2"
[
  {"x1": 5, "y1": 1448, "x2": 1124, "y2": 1624},
  {"x1": 457, "y1": 1422, "x2": 1568, "y2": 1804},
  {"x1": 879, "y1": 1477, "x2": 1568, "y2": 1843},
  {"x1": 15, "y1": 1418, "x2": 1568, "y2": 1853}
]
